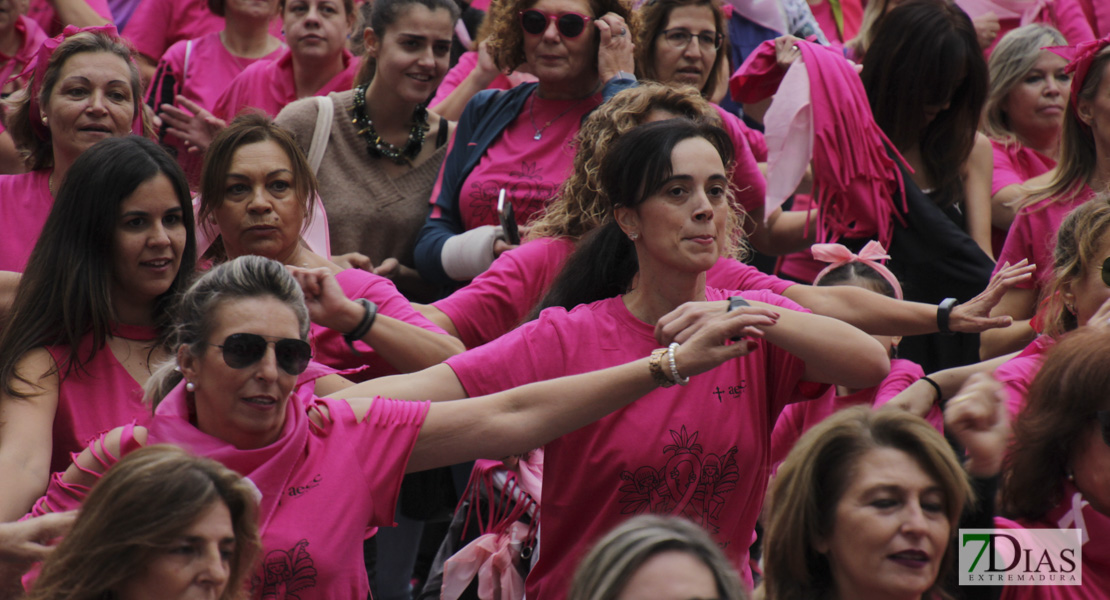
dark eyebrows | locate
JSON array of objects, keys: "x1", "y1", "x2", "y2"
[{"x1": 226, "y1": 169, "x2": 294, "y2": 179}]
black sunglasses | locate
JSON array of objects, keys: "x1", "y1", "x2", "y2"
[
  {"x1": 211, "y1": 333, "x2": 312, "y2": 375},
  {"x1": 1100, "y1": 256, "x2": 1110, "y2": 287},
  {"x1": 1098, "y1": 410, "x2": 1110, "y2": 446},
  {"x1": 519, "y1": 9, "x2": 593, "y2": 38}
]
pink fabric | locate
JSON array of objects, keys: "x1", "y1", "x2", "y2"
[
  {"x1": 743, "y1": 126, "x2": 768, "y2": 163},
  {"x1": 994, "y1": 334, "x2": 1055, "y2": 418},
  {"x1": 996, "y1": 482, "x2": 1110, "y2": 599},
  {"x1": 151, "y1": 32, "x2": 284, "y2": 184},
  {"x1": 770, "y1": 358, "x2": 935, "y2": 468},
  {"x1": 457, "y1": 93, "x2": 599, "y2": 231},
  {"x1": 446, "y1": 288, "x2": 828, "y2": 597},
  {"x1": 44, "y1": 325, "x2": 156, "y2": 474},
  {"x1": 213, "y1": 47, "x2": 359, "y2": 121},
  {"x1": 808, "y1": 0, "x2": 862, "y2": 47},
  {"x1": 123, "y1": 0, "x2": 223, "y2": 61},
  {"x1": 994, "y1": 186, "x2": 1095, "y2": 292},
  {"x1": 442, "y1": 521, "x2": 529, "y2": 600},
  {"x1": 0, "y1": 169, "x2": 52, "y2": 272},
  {"x1": 713, "y1": 104, "x2": 767, "y2": 216},
  {"x1": 1047, "y1": 34, "x2": 1110, "y2": 112},
  {"x1": 33, "y1": 383, "x2": 429, "y2": 600},
  {"x1": 810, "y1": 240, "x2": 903, "y2": 299},
  {"x1": 308, "y1": 268, "x2": 449, "y2": 382},
  {"x1": 990, "y1": 140, "x2": 1055, "y2": 256},
  {"x1": 25, "y1": 0, "x2": 113, "y2": 37},
  {"x1": 0, "y1": 16, "x2": 48, "y2": 92},
  {"x1": 428, "y1": 50, "x2": 515, "y2": 108},
  {"x1": 1078, "y1": 0, "x2": 1110, "y2": 37},
  {"x1": 434, "y1": 236, "x2": 796, "y2": 349}
]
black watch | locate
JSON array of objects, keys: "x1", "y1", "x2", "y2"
[
  {"x1": 937, "y1": 297, "x2": 958, "y2": 335},
  {"x1": 727, "y1": 296, "x2": 750, "y2": 312}
]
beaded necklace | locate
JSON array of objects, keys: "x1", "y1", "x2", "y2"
[{"x1": 352, "y1": 83, "x2": 429, "y2": 165}]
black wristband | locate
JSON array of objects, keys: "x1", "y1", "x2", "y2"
[
  {"x1": 344, "y1": 298, "x2": 378, "y2": 353},
  {"x1": 727, "y1": 296, "x2": 750, "y2": 312},
  {"x1": 937, "y1": 297, "x2": 958, "y2": 335},
  {"x1": 920, "y1": 375, "x2": 943, "y2": 406}
]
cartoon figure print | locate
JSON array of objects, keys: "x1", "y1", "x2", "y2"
[
  {"x1": 618, "y1": 426, "x2": 739, "y2": 534},
  {"x1": 252, "y1": 539, "x2": 318, "y2": 599}
]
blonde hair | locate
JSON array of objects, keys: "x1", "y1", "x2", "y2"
[
  {"x1": 982, "y1": 24, "x2": 1067, "y2": 144},
  {"x1": 1040, "y1": 193, "x2": 1110, "y2": 338}
]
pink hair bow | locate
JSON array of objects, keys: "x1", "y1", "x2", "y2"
[
  {"x1": 1046, "y1": 34, "x2": 1110, "y2": 113},
  {"x1": 441, "y1": 520, "x2": 529, "y2": 600},
  {"x1": 811, "y1": 240, "x2": 903, "y2": 300}
]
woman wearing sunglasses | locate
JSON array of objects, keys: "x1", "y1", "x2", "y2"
[
  {"x1": 0, "y1": 136, "x2": 196, "y2": 524},
  {"x1": 412, "y1": 0, "x2": 636, "y2": 286},
  {"x1": 30, "y1": 253, "x2": 768, "y2": 599},
  {"x1": 198, "y1": 114, "x2": 463, "y2": 380}
]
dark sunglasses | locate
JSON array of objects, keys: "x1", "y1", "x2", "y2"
[
  {"x1": 1100, "y1": 256, "x2": 1110, "y2": 287},
  {"x1": 519, "y1": 9, "x2": 592, "y2": 38},
  {"x1": 1098, "y1": 410, "x2": 1110, "y2": 446},
  {"x1": 211, "y1": 333, "x2": 312, "y2": 375}
]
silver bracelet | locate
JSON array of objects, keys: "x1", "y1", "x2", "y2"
[{"x1": 666, "y1": 342, "x2": 690, "y2": 386}]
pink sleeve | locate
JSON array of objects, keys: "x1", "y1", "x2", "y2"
[
  {"x1": 744, "y1": 127, "x2": 768, "y2": 163},
  {"x1": 123, "y1": 0, "x2": 171, "y2": 59},
  {"x1": 872, "y1": 359, "x2": 924, "y2": 406},
  {"x1": 991, "y1": 141, "x2": 1025, "y2": 197},
  {"x1": 993, "y1": 210, "x2": 1037, "y2": 290},
  {"x1": 715, "y1": 106, "x2": 767, "y2": 216},
  {"x1": 29, "y1": 424, "x2": 139, "y2": 516},
  {"x1": 705, "y1": 257, "x2": 796, "y2": 296},
  {"x1": 1049, "y1": 0, "x2": 1097, "y2": 45},
  {"x1": 212, "y1": 79, "x2": 239, "y2": 122},
  {"x1": 430, "y1": 51, "x2": 478, "y2": 108}
]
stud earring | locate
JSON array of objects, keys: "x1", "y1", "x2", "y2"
[
  {"x1": 41, "y1": 116, "x2": 47, "y2": 125},
  {"x1": 628, "y1": 232, "x2": 640, "y2": 241},
  {"x1": 185, "y1": 381, "x2": 196, "y2": 392}
]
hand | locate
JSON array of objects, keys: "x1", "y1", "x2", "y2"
[
  {"x1": 773, "y1": 35, "x2": 803, "y2": 70},
  {"x1": 972, "y1": 12, "x2": 1000, "y2": 49},
  {"x1": 595, "y1": 12, "x2": 634, "y2": 82},
  {"x1": 944, "y1": 373, "x2": 1009, "y2": 477},
  {"x1": 286, "y1": 265, "x2": 363, "y2": 332},
  {"x1": 672, "y1": 307, "x2": 779, "y2": 378},
  {"x1": 373, "y1": 257, "x2": 400, "y2": 279},
  {"x1": 949, "y1": 259, "x2": 1036, "y2": 333},
  {"x1": 654, "y1": 300, "x2": 730, "y2": 345},
  {"x1": 332, "y1": 252, "x2": 373, "y2": 271},
  {"x1": 159, "y1": 96, "x2": 227, "y2": 153},
  {"x1": 493, "y1": 239, "x2": 518, "y2": 257},
  {"x1": 0, "y1": 512, "x2": 76, "y2": 564},
  {"x1": 471, "y1": 40, "x2": 501, "y2": 87}
]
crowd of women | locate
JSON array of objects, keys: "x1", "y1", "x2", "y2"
[{"x1": 0, "y1": 0, "x2": 1108, "y2": 597}]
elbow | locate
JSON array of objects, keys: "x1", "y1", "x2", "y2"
[{"x1": 840, "y1": 337, "x2": 891, "y2": 389}]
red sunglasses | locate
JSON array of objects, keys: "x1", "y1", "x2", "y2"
[{"x1": 519, "y1": 9, "x2": 593, "y2": 38}]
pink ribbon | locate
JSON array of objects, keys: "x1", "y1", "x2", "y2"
[
  {"x1": 811, "y1": 240, "x2": 903, "y2": 300},
  {"x1": 18, "y1": 24, "x2": 145, "y2": 142},
  {"x1": 441, "y1": 520, "x2": 529, "y2": 600},
  {"x1": 1046, "y1": 34, "x2": 1110, "y2": 113}
]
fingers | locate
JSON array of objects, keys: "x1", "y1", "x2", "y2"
[{"x1": 175, "y1": 95, "x2": 207, "y2": 115}]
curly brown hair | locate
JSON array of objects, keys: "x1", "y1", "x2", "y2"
[
  {"x1": 1039, "y1": 194, "x2": 1110, "y2": 339},
  {"x1": 485, "y1": 0, "x2": 637, "y2": 73},
  {"x1": 529, "y1": 82, "x2": 745, "y2": 260}
]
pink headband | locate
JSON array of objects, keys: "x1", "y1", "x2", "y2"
[
  {"x1": 1046, "y1": 34, "x2": 1110, "y2": 114},
  {"x1": 17, "y1": 24, "x2": 145, "y2": 142},
  {"x1": 811, "y1": 240, "x2": 903, "y2": 300}
]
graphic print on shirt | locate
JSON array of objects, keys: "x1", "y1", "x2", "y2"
[
  {"x1": 466, "y1": 161, "x2": 558, "y2": 224},
  {"x1": 618, "y1": 426, "x2": 739, "y2": 534},
  {"x1": 252, "y1": 539, "x2": 317, "y2": 599}
]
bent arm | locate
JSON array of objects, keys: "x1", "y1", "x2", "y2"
[
  {"x1": 333, "y1": 300, "x2": 465, "y2": 373},
  {"x1": 0, "y1": 350, "x2": 60, "y2": 522},
  {"x1": 413, "y1": 303, "x2": 461, "y2": 339}
]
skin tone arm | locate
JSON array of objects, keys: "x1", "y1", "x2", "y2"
[
  {"x1": 941, "y1": 373, "x2": 1010, "y2": 477},
  {"x1": 158, "y1": 96, "x2": 227, "y2": 154},
  {"x1": 965, "y1": 133, "x2": 996, "y2": 259},
  {"x1": 0, "y1": 131, "x2": 26, "y2": 175},
  {"x1": 979, "y1": 286, "x2": 1037, "y2": 360},
  {"x1": 46, "y1": 0, "x2": 110, "y2": 30},
  {"x1": 746, "y1": 206, "x2": 818, "y2": 256},
  {"x1": 0, "y1": 349, "x2": 61, "y2": 522},
  {"x1": 412, "y1": 303, "x2": 460, "y2": 339},
  {"x1": 431, "y1": 40, "x2": 502, "y2": 122},
  {"x1": 288, "y1": 266, "x2": 465, "y2": 372},
  {"x1": 884, "y1": 352, "x2": 1017, "y2": 419},
  {"x1": 992, "y1": 171, "x2": 1052, "y2": 230}
]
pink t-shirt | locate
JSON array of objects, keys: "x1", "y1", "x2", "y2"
[
  {"x1": 996, "y1": 483, "x2": 1110, "y2": 599},
  {"x1": 213, "y1": 47, "x2": 358, "y2": 121},
  {"x1": 807, "y1": 0, "x2": 862, "y2": 47},
  {"x1": 309, "y1": 268, "x2": 449, "y2": 382},
  {"x1": 25, "y1": 0, "x2": 113, "y2": 37},
  {"x1": 445, "y1": 287, "x2": 827, "y2": 597},
  {"x1": 123, "y1": 0, "x2": 223, "y2": 61},
  {"x1": 428, "y1": 50, "x2": 516, "y2": 108},
  {"x1": 994, "y1": 334, "x2": 1055, "y2": 418},
  {"x1": 714, "y1": 104, "x2": 766, "y2": 216},
  {"x1": 151, "y1": 32, "x2": 283, "y2": 184},
  {"x1": 995, "y1": 187, "x2": 1094, "y2": 293},
  {"x1": 32, "y1": 383, "x2": 429, "y2": 600},
  {"x1": 769, "y1": 358, "x2": 937, "y2": 468},
  {"x1": 0, "y1": 170, "x2": 52, "y2": 272},
  {"x1": 44, "y1": 325, "x2": 156, "y2": 474},
  {"x1": 457, "y1": 92, "x2": 600, "y2": 231},
  {"x1": 434, "y1": 236, "x2": 796, "y2": 349},
  {"x1": 990, "y1": 140, "x2": 1056, "y2": 257},
  {"x1": 0, "y1": 16, "x2": 48, "y2": 94}
]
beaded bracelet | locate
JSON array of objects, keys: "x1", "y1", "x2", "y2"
[{"x1": 667, "y1": 343, "x2": 690, "y2": 386}]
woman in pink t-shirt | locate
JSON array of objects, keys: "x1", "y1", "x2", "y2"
[
  {"x1": 982, "y1": 36, "x2": 1110, "y2": 359},
  {"x1": 0, "y1": 26, "x2": 150, "y2": 272},
  {"x1": 197, "y1": 115, "x2": 463, "y2": 378},
  {"x1": 0, "y1": 136, "x2": 196, "y2": 524},
  {"x1": 32, "y1": 253, "x2": 763, "y2": 600},
  {"x1": 982, "y1": 25, "x2": 1069, "y2": 256},
  {"x1": 148, "y1": 0, "x2": 284, "y2": 187}
]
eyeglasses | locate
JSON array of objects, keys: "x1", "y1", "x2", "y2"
[
  {"x1": 658, "y1": 28, "x2": 723, "y2": 52},
  {"x1": 519, "y1": 9, "x2": 593, "y2": 39},
  {"x1": 1098, "y1": 410, "x2": 1110, "y2": 446},
  {"x1": 210, "y1": 333, "x2": 312, "y2": 375}
]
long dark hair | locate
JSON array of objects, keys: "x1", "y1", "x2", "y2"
[
  {"x1": 0, "y1": 136, "x2": 196, "y2": 397},
  {"x1": 529, "y1": 119, "x2": 733, "y2": 318},
  {"x1": 861, "y1": 0, "x2": 987, "y2": 207}
]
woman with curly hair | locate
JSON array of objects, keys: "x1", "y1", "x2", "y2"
[{"x1": 411, "y1": 0, "x2": 636, "y2": 286}]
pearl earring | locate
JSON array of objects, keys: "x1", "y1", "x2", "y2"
[{"x1": 186, "y1": 381, "x2": 196, "y2": 392}]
